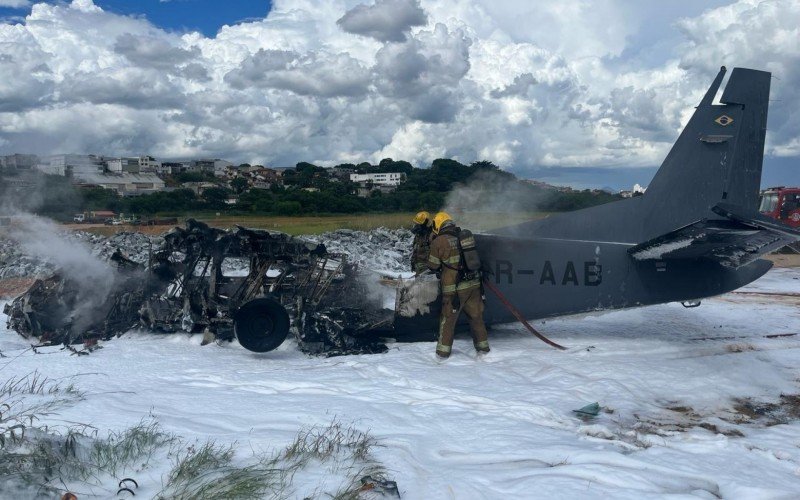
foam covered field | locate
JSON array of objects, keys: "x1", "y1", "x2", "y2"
[{"x1": 2, "y1": 268, "x2": 799, "y2": 498}]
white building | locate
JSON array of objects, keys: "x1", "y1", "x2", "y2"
[
  {"x1": 0, "y1": 154, "x2": 38, "y2": 170},
  {"x1": 107, "y1": 157, "x2": 140, "y2": 174},
  {"x1": 620, "y1": 184, "x2": 648, "y2": 199},
  {"x1": 37, "y1": 154, "x2": 105, "y2": 177},
  {"x1": 213, "y1": 159, "x2": 233, "y2": 177},
  {"x1": 349, "y1": 172, "x2": 405, "y2": 186},
  {"x1": 188, "y1": 159, "x2": 233, "y2": 177},
  {"x1": 138, "y1": 156, "x2": 161, "y2": 173},
  {"x1": 156, "y1": 163, "x2": 174, "y2": 175},
  {"x1": 158, "y1": 162, "x2": 187, "y2": 175}
]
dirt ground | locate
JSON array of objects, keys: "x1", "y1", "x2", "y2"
[
  {"x1": 0, "y1": 278, "x2": 35, "y2": 299},
  {"x1": 766, "y1": 252, "x2": 800, "y2": 268}
]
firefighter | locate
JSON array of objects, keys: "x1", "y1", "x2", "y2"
[
  {"x1": 427, "y1": 211, "x2": 489, "y2": 359},
  {"x1": 410, "y1": 211, "x2": 433, "y2": 274}
]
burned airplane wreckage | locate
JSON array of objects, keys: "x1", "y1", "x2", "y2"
[{"x1": 5, "y1": 220, "x2": 435, "y2": 355}]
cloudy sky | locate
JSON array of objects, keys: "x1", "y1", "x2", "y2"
[{"x1": 0, "y1": 0, "x2": 798, "y2": 188}]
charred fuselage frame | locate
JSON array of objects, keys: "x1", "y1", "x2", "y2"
[{"x1": 4, "y1": 220, "x2": 399, "y2": 355}]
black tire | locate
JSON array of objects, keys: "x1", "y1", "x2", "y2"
[{"x1": 234, "y1": 298, "x2": 290, "y2": 352}]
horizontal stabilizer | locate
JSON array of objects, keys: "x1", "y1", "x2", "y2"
[
  {"x1": 712, "y1": 202, "x2": 800, "y2": 238},
  {"x1": 628, "y1": 203, "x2": 800, "y2": 269}
]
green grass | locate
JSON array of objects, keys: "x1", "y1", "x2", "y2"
[
  {"x1": 196, "y1": 212, "x2": 417, "y2": 234},
  {"x1": 1, "y1": 375, "x2": 394, "y2": 500},
  {"x1": 159, "y1": 442, "x2": 282, "y2": 500},
  {"x1": 91, "y1": 419, "x2": 177, "y2": 475},
  {"x1": 75, "y1": 211, "x2": 550, "y2": 237}
]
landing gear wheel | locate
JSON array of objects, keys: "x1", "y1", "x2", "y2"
[{"x1": 234, "y1": 298, "x2": 290, "y2": 353}]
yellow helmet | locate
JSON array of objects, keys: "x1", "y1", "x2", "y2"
[
  {"x1": 432, "y1": 211, "x2": 453, "y2": 233},
  {"x1": 412, "y1": 211, "x2": 430, "y2": 226}
]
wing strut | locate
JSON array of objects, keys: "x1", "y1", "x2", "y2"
[{"x1": 482, "y1": 278, "x2": 567, "y2": 351}]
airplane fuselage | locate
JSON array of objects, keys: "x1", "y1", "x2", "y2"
[
  {"x1": 476, "y1": 234, "x2": 772, "y2": 324},
  {"x1": 392, "y1": 233, "x2": 772, "y2": 339}
]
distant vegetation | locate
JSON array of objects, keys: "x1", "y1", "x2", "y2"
[{"x1": 11, "y1": 158, "x2": 621, "y2": 219}]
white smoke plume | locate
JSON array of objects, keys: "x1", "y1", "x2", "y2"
[
  {"x1": 4, "y1": 210, "x2": 118, "y2": 337},
  {"x1": 442, "y1": 170, "x2": 551, "y2": 232},
  {"x1": 358, "y1": 268, "x2": 400, "y2": 310}
]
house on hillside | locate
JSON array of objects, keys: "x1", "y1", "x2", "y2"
[
  {"x1": 182, "y1": 181, "x2": 219, "y2": 195},
  {"x1": 138, "y1": 156, "x2": 162, "y2": 173},
  {"x1": 188, "y1": 159, "x2": 233, "y2": 177},
  {"x1": 356, "y1": 184, "x2": 398, "y2": 198},
  {"x1": 350, "y1": 172, "x2": 405, "y2": 197},
  {"x1": 349, "y1": 172, "x2": 405, "y2": 186},
  {"x1": 330, "y1": 166, "x2": 356, "y2": 180}
]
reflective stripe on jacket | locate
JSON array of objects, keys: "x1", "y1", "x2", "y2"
[{"x1": 428, "y1": 228, "x2": 480, "y2": 294}]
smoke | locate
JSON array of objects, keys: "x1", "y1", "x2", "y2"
[
  {"x1": 442, "y1": 170, "x2": 552, "y2": 232},
  {"x1": 1, "y1": 168, "x2": 112, "y2": 334},
  {"x1": 4, "y1": 210, "x2": 118, "y2": 337},
  {"x1": 0, "y1": 170, "x2": 82, "y2": 218},
  {"x1": 357, "y1": 269, "x2": 399, "y2": 310}
]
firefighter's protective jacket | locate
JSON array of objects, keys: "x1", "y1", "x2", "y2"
[
  {"x1": 410, "y1": 227, "x2": 433, "y2": 273},
  {"x1": 427, "y1": 225, "x2": 488, "y2": 356},
  {"x1": 427, "y1": 227, "x2": 480, "y2": 294}
]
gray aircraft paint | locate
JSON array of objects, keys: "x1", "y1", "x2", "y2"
[{"x1": 394, "y1": 67, "x2": 799, "y2": 337}]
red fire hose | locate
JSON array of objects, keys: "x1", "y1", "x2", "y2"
[{"x1": 483, "y1": 278, "x2": 567, "y2": 351}]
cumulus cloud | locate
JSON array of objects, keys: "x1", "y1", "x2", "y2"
[
  {"x1": 676, "y1": 0, "x2": 800, "y2": 157},
  {"x1": 114, "y1": 33, "x2": 204, "y2": 74},
  {"x1": 225, "y1": 49, "x2": 371, "y2": 97},
  {"x1": 373, "y1": 23, "x2": 471, "y2": 122},
  {"x1": 0, "y1": 0, "x2": 30, "y2": 8},
  {"x1": 0, "y1": 0, "x2": 798, "y2": 177},
  {"x1": 0, "y1": 30, "x2": 53, "y2": 112},
  {"x1": 490, "y1": 73, "x2": 537, "y2": 98},
  {"x1": 337, "y1": 0, "x2": 427, "y2": 42}
]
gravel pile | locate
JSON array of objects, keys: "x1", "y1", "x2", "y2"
[{"x1": 0, "y1": 226, "x2": 413, "y2": 279}]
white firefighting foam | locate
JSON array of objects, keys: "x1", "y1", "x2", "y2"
[{"x1": 1, "y1": 267, "x2": 799, "y2": 498}]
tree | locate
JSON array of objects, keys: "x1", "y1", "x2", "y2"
[
  {"x1": 203, "y1": 187, "x2": 231, "y2": 209},
  {"x1": 275, "y1": 201, "x2": 301, "y2": 215},
  {"x1": 69, "y1": 156, "x2": 622, "y2": 217},
  {"x1": 35, "y1": 175, "x2": 83, "y2": 218},
  {"x1": 174, "y1": 172, "x2": 205, "y2": 183},
  {"x1": 230, "y1": 177, "x2": 248, "y2": 194},
  {"x1": 82, "y1": 187, "x2": 122, "y2": 211}
]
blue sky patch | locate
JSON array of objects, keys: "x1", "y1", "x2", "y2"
[{"x1": 0, "y1": 0, "x2": 272, "y2": 36}]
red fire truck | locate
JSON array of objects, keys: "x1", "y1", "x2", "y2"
[
  {"x1": 760, "y1": 187, "x2": 800, "y2": 252},
  {"x1": 759, "y1": 187, "x2": 800, "y2": 227}
]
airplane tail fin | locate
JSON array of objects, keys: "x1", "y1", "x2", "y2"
[
  {"x1": 494, "y1": 66, "x2": 772, "y2": 244},
  {"x1": 642, "y1": 67, "x2": 771, "y2": 234}
]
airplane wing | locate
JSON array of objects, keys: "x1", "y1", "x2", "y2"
[{"x1": 628, "y1": 202, "x2": 800, "y2": 269}]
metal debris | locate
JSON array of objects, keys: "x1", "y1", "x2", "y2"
[{"x1": 4, "y1": 220, "x2": 397, "y2": 355}]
